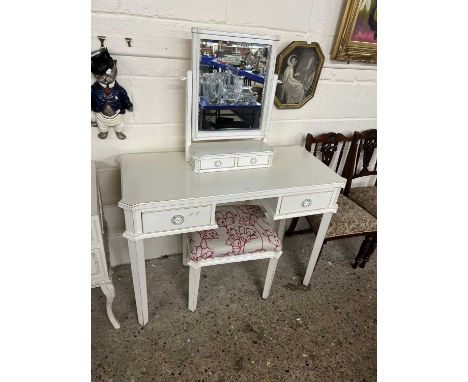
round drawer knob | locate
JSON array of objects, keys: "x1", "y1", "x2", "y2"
[
  {"x1": 171, "y1": 214, "x2": 185, "y2": 225},
  {"x1": 302, "y1": 199, "x2": 312, "y2": 208},
  {"x1": 214, "y1": 160, "x2": 222, "y2": 167},
  {"x1": 250, "y1": 157, "x2": 258, "y2": 164}
]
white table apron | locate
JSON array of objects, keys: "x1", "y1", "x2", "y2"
[{"x1": 118, "y1": 146, "x2": 345, "y2": 326}]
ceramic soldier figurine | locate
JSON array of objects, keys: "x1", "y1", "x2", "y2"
[{"x1": 91, "y1": 48, "x2": 133, "y2": 139}]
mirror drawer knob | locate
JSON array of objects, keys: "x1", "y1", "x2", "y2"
[
  {"x1": 214, "y1": 160, "x2": 222, "y2": 167},
  {"x1": 302, "y1": 199, "x2": 312, "y2": 208},
  {"x1": 250, "y1": 157, "x2": 257, "y2": 164},
  {"x1": 171, "y1": 215, "x2": 185, "y2": 225}
]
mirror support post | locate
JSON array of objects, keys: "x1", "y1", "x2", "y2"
[
  {"x1": 185, "y1": 70, "x2": 193, "y2": 162},
  {"x1": 262, "y1": 74, "x2": 278, "y2": 143}
]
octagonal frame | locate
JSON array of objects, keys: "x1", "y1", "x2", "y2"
[{"x1": 274, "y1": 41, "x2": 325, "y2": 110}]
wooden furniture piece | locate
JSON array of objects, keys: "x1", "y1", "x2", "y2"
[
  {"x1": 344, "y1": 129, "x2": 377, "y2": 268},
  {"x1": 182, "y1": 205, "x2": 282, "y2": 311},
  {"x1": 118, "y1": 146, "x2": 346, "y2": 325},
  {"x1": 91, "y1": 162, "x2": 120, "y2": 329},
  {"x1": 285, "y1": 133, "x2": 377, "y2": 269}
]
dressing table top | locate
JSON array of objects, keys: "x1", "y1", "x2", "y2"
[{"x1": 119, "y1": 146, "x2": 345, "y2": 210}]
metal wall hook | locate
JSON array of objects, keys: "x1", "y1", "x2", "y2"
[
  {"x1": 125, "y1": 38, "x2": 132, "y2": 47},
  {"x1": 97, "y1": 36, "x2": 106, "y2": 48}
]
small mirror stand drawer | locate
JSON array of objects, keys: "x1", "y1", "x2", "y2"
[
  {"x1": 237, "y1": 154, "x2": 270, "y2": 167},
  {"x1": 200, "y1": 157, "x2": 235, "y2": 170}
]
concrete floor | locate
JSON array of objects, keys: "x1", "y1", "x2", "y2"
[{"x1": 92, "y1": 234, "x2": 376, "y2": 382}]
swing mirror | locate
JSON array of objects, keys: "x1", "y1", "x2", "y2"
[{"x1": 191, "y1": 29, "x2": 279, "y2": 141}]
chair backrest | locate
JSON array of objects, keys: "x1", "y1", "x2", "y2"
[
  {"x1": 344, "y1": 129, "x2": 377, "y2": 195},
  {"x1": 305, "y1": 132, "x2": 353, "y2": 175}
]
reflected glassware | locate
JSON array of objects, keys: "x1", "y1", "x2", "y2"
[
  {"x1": 233, "y1": 75, "x2": 244, "y2": 102},
  {"x1": 216, "y1": 75, "x2": 227, "y2": 104},
  {"x1": 200, "y1": 72, "x2": 256, "y2": 105},
  {"x1": 225, "y1": 89, "x2": 236, "y2": 104},
  {"x1": 250, "y1": 93, "x2": 258, "y2": 104},
  {"x1": 200, "y1": 73, "x2": 210, "y2": 99},
  {"x1": 203, "y1": 74, "x2": 218, "y2": 104},
  {"x1": 240, "y1": 87, "x2": 254, "y2": 105}
]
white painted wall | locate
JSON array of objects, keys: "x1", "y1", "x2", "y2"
[{"x1": 91, "y1": 0, "x2": 377, "y2": 266}]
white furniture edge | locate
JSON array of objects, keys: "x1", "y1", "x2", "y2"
[
  {"x1": 191, "y1": 27, "x2": 280, "y2": 42},
  {"x1": 185, "y1": 70, "x2": 193, "y2": 161},
  {"x1": 190, "y1": 145, "x2": 274, "y2": 159},
  {"x1": 187, "y1": 251, "x2": 281, "y2": 269},
  {"x1": 92, "y1": 162, "x2": 120, "y2": 329},
  {"x1": 123, "y1": 223, "x2": 219, "y2": 241},
  {"x1": 118, "y1": 183, "x2": 344, "y2": 212}
]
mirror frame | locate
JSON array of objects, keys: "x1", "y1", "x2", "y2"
[{"x1": 190, "y1": 28, "x2": 279, "y2": 142}]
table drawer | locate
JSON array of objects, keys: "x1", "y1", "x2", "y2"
[
  {"x1": 237, "y1": 154, "x2": 270, "y2": 167},
  {"x1": 200, "y1": 157, "x2": 235, "y2": 171},
  {"x1": 142, "y1": 205, "x2": 213, "y2": 234},
  {"x1": 279, "y1": 191, "x2": 334, "y2": 214}
]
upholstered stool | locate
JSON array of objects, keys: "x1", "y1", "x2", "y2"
[{"x1": 183, "y1": 205, "x2": 283, "y2": 311}]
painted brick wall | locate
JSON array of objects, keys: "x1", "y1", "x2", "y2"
[{"x1": 91, "y1": 0, "x2": 377, "y2": 265}]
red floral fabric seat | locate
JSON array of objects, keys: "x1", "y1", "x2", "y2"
[{"x1": 187, "y1": 205, "x2": 282, "y2": 262}]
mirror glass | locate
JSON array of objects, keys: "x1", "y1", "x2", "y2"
[{"x1": 198, "y1": 38, "x2": 271, "y2": 132}]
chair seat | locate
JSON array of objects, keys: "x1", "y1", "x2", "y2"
[
  {"x1": 311, "y1": 195, "x2": 377, "y2": 239},
  {"x1": 348, "y1": 186, "x2": 377, "y2": 218},
  {"x1": 187, "y1": 205, "x2": 282, "y2": 261}
]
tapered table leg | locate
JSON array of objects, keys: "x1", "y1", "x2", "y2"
[
  {"x1": 127, "y1": 240, "x2": 148, "y2": 325},
  {"x1": 303, "y1": 212, "x2": 332, "y2": 286}
]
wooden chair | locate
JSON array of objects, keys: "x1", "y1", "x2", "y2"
[
  {"x1": 182, "y1": 205, "x2": 282, "y2": 311},
  {"x1": 285, "y1": 132, "x2": 377, "y2": 269},
  {"x1": 343, "y1": 129, "x2": 377, "y2": 267}
]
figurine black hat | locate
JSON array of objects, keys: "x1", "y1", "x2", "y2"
[{"x1": 91, "y1": 48, "x2": 115, "y2": 75}]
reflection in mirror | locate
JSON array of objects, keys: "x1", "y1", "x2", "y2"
[{"x1": 198, "y1": 39, "x2": 271, "y2": 132}]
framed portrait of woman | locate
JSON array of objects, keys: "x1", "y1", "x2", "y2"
[
  {"x1": 332, "y1": 0, "x2": 377, "y2": 64},
  {"x1": 274, "y1": 41, "x2": 324, "y2": 110}
]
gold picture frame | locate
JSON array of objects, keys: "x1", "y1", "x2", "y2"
[
  {"x1": 274, "y1": 41, "x2": 325, "y2": 110},
  {"x1": 332, "y1": 0, "x2": 377, "y2": 64}
]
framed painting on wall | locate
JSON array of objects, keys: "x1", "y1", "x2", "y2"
[
  {"x1": 332, "y1": 0, "x2": 377, "y2": 64},
  {"x1": 274, "y1": 41, "x2": 324, "y2": 109}
]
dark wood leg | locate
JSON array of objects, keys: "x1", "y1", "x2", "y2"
[
  {"x1": 285, "y1": 217, "x2": 300, "y2": 237},
  {"x1": 352, "y1": 235, "x2": 373, "y2": 269},
  {"x1": 359, "y1": 235, "x2": 377, "y2": 268}
]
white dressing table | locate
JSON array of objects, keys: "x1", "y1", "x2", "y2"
[{"x1": 119, "y1": 146, "x2": 345, "y2": 325}]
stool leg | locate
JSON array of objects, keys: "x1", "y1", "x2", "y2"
[
  {"x1": 188, "y1": 265, "x2": 201, "y2": 312},
  {"x1": 277, "y1": 219, "x2": 286, "y2": 242},
  {"x1": 262, "y1": 256, "x2": 280, "y2": 299},
  {"x1": 182, "y1": 234, "x2": 189, "y2": 266},
  {"x1": 285, "y1": 217, "x2": 299, "y2": 237}
]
